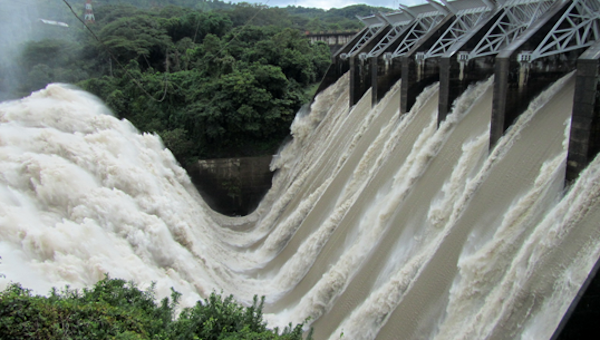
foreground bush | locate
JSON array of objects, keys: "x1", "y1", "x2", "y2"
[{"x1": 0, "y1": 277, "x2": 311, "y2": 340}]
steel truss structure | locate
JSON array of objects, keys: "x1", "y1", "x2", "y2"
[
  {"x1": 519, "y1": 0, "x2": 600, "y2": 61},
  {"x1": 389, "y1": 8, "x2": 448, "y2": 58},
  {"x1": 420, "y1": 0, "x2": 494, "y2": 59},
  {"x1": 341, "y1": 16, "x2": 387, "y2": 59},
  {"x1": 365, "y1": 11, "x2": 413, "y2": 58},
  {"x1": 463, "y1": 0, "x2": 554, "y2": 60},
  {"x1": 343, "y1": 0, "x2": 600, "y2": 62}
]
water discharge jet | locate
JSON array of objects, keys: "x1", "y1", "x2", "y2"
[{"x1": 3, "y1": 1, "x2": 600, "y2": 336}]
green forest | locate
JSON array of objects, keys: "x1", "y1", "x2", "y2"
[{"x1": 11, "y1": 0, "x2": 392, "y2": 167}]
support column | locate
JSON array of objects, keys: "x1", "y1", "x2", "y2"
[
  {"x1": 371, "y1": 54, "x2": 404, "y2": 105},
  {"x1": 400, "y1": 15, "x2": 456, "y2": 114},
  {"x1": 490, "y1": 0, "x2": 579, "y2": 149},
  {"x1": 566, "y1": 42, "x2": 600, "y2": 182},
  {"x1": 348, "y1": 25, "x2": 392, "y2": 106},
  {"x1": 438, "y1": 9, "x2": 504, "y2": 124},
  {"x1": 439, "y1": 53, "x2": 499, "y2": 125},
  {"x1": 349, "y1": 55, "x2": 366, "y2": 106},
  {"x1": 490, "y1": 58, "x2": 510, "y2": 147},
  {"x1": 369, "y1": 21, "x2": 416, "y2": 105}
]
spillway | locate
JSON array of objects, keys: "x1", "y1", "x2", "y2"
[{"x1": 1, "y1": 71, "x2": 599, "y2": 339}]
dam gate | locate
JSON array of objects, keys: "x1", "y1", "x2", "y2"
[
  {"x1": 314, "y1": 1, "x2": 600, "y2": 338},
  {"x1": 318, "y1": 0, "x2": 600, "y2": 184}
]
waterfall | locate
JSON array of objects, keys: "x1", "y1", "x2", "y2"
[{"x1": 1, "y1": 72, "x2": 598, "y2": 339}]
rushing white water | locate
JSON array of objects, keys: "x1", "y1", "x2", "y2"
[{"x1": 1, "y1": 71, "x2": 599, "y2": 339}]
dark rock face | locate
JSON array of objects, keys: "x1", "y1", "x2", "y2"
[{"x1": 187, "y1": 156, "x2": 273, "y2": 216}]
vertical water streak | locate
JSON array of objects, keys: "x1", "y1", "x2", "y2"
[
  {"x1": 1, "y1": 57, "x2": 599, "y2": 340},
  {"x1": 374, "y1": 73, "x2": 575, "y2": 340},
  {"x1": 328, "y1": 77, "x2": 495, "y2": 340}
]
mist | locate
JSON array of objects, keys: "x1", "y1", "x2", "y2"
[
  {"x1": 0, "y1": 0, "x2": 79, "y2": 101},
  {"x1": 0, "y1": 1, "x2": 35, "y2": 100}
]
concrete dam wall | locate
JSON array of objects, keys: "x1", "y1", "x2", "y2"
[{"x1": 187, "y1": 156, "x2": 273, "y2": 216}]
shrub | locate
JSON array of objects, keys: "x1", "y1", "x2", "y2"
[{"x1": 0, "y1": 276, "x2": 311, "y2": 340}]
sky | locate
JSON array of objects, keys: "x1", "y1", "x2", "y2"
[{"x1": 232, "y1": 0, "x2": 427, "y2": 11}]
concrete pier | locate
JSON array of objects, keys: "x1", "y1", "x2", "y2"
[
  {"x1": 490, "y1": 0, "x2": 584, "y2": 148},
  {"x1": 567, "y1": 41, "x2": 600, "y2": 182},
  {"x1": 349, "y1": 25, "x2": 392, "y2": 106},
  {"x1": 400, "y1": 15, "x2": 456, "y2": 114},
  {"x1": 438, "y1": 9, "x2": 504, "y2": 124},
  {"x1": 371, "y1": 52, "x2": 404, "y2": 105},
  {"x1": 368, "y1": 11, "x2": 420, "y2": 105}
]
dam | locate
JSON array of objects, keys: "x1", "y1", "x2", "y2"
[
  {"x1": 321, "y1": 0, "x2": 600, "y2": 182},
  {"x1": 1, "y1": 0, "x2": 600, "y2": 339}
]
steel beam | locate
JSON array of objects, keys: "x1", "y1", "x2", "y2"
[
  {"x1": 401, "y1": 0, "x2": 496, "y2": 114},
  {"x1": 491, "y1": 0, "x2": 600, "y2": 149},
  {"x1": 400, "y1": 14, "x2": 457, "y2": 114},
  {"x1": 348, "y1": 19, "x2": 393, "y2": 106},
  {"x1": 422, "y1": 1, "x2": 493, "y2": 59},
  {"x1": 368, "y1": 3, "x2": 449, "y2": 104},
  {"x1": 438, "y1": 0, "x2": 554, "y2": 122}
]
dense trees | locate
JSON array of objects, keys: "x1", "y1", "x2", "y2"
[
  {"x1": 286, "y1": 4, "x2": 394, "y2": 31},
  {"x1": 15, "y1": 3, "x2": 334, "y2": 165},
  {"x1": 0, "y1": 277, "x2": 311, "y2": 339},
  {"x1": 12, "y1": 0, "x2": 389, "y2": 165}
]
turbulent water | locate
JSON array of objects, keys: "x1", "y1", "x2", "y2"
[{"x1": 1, "y1": 73, "x2": 599, "y2": 339}]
